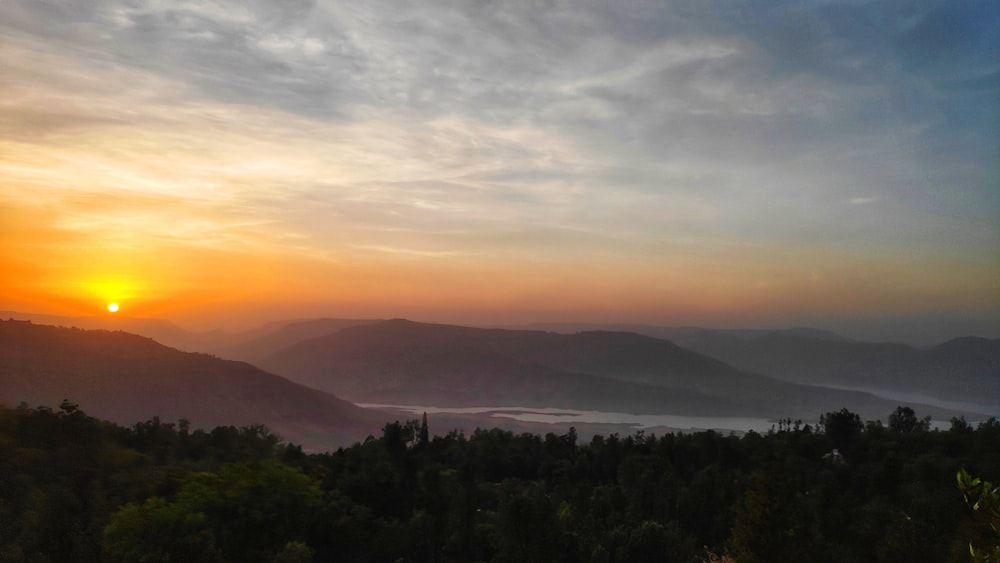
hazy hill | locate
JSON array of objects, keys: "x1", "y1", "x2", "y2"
[
  {"x1": 258, "y1": 321, "x2": 745, "y2": 415},
  {"x1": 258, "y1": 319, "x2": 967, "y2": 421},
  {"x1": 0, "y1": 320, "x2": 385, "y2": 449},
  {"x1": 0, "y1": 312, "x2": 385, "y2": 362},
  {"x1": 670, "y1": 331, "x2": 1000, "y2": 409},
  {"x1": 513, "y1": 322, "x2": 851, "y2": 344},
  {"x1": 0, "y1": 310, "x2": 213, "y2": 349},
  {"x1": 511, "y1": 322, "x2": 999, "y2": 411},
  {"x1": 212, "y1": 317, "x2": 381, "y2": 363}
]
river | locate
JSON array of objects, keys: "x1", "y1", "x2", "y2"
[{"x1": 357, "y1": 403, "x2": 778, "y2": 433}]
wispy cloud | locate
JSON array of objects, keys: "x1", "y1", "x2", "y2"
[{"x1": 1, "y1": 0, "x2": 997, "y2": 324}]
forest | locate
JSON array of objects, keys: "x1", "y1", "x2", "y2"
[{"x1": 1, "y1": 401, "x2": 998, "y2": 563}]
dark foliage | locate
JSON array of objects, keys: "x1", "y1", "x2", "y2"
[{"x1": 0, "y1": 403, "x2": 998, "y2": 562}]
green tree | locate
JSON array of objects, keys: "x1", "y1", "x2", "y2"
[
  {"x1": 103, "y1": 496, "x2": 224, "y2": 563},
  {"x1": 958, "y1": 468, "x2": 1000, "y2": 561},
  {"x1": 104, "y1": 461, "x2": 323, "y2": 563}
]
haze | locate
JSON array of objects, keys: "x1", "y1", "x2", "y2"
[{"x1": 2, "y1": 1, "x2": 998, "y2": 341}]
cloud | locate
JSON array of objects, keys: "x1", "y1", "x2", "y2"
[{"x1": 1, "y1": 0, "x2": 997, "y2": 324}]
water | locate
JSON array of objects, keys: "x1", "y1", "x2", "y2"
[{"x1": 356, "y1": 403, "x2": 778, "y2": 433}]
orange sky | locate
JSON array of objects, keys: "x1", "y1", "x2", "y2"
[{"x1": 2, "y1": 1, "x2": 998, "y2": 335}]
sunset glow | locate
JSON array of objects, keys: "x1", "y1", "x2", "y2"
[
  {"x1": 107, "y1": 303, "x2": 119, "y2": 314},
  {"x1": 1, "y1": 1, "x2": 997, "y2": 340}
]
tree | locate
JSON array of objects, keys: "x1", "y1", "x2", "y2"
[
  {"x1": 103, "y1": 462, "x2": 324, "y2": 563},
  {"x1": 951, "y1": 417, "x2": 974, "y2": 433},
  {"x1": 419, "y1": 412, "x2": 429, "y2": 447},
  {"x1": 382, "y1": 421, "x2": 406, "y2": 455},
  {"x1": 58, "y1": 399, "x2": 80, "y2": 416},
  {"x1": 731, "y1": 466, "x2": 818, "y2": 562},
  {"x1": 957, "y1": 468, "x2": 1000, "y2": 561},
  {"x1": 103, "y1": 496, "x2": 224, "y2": 563},
  {"x1": 819, "y1": 408, "x2": 863, "y2": 449},
  {"x1": 888, "y1": 406, "x2": 930, "y2": 433},
  {"x1": 271, "y1": 541, "x2": 313, "y2": 563}
]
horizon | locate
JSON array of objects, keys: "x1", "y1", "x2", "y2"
[
  {"x1": 3, "y1": 307, "x2": 999, "y2": 348},
  {"x1": 2, "y1": 1, "x2": 998, "y2": 339}
]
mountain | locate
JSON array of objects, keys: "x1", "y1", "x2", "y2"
[
  {"x1": 0, "y1": 312, "x2": 386, "y2": 362},
  {"x1": 670, "y1": 331, "x2": 1000, "y2": 410},
  {"x1": 512, "y1": 322, "x2": 851, "y2": 344},
  {"x1": 0, "y1": 320, "x2": 385, "y2": 449},
  {"x1": 258, "y1": 319, "x2": 969, "y2": 421},
  {"x1": 0, "y1": 310, "x2": 254, "y2": 354},
  {"x1": 212, "y1": 318, "x2": 381, "y2": 363},
  {"x1": 510, "y1": 322, "x2": 999, "y2": 412}
]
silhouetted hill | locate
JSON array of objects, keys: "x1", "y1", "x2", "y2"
[
  {"x1": 0, "y1": 310, "x2": 211, "y2": 348},
  {"x1": 258, "y1": 321, "x2": 745, "y2": 415},
  {"x1": 213, "y1": 318, "x2": 381, "y2": 363},
  {"x1": 0, "y1": 320, "x2": 385, "y2": 449},
  {"x1": 0, "y1": 310, "x2": 269, "y2": 354},
  {"x1": 514, "y1": 322, "x2": 851, "y2": 343},
  {"x1": 258, "y1": 319, "x2": 968, "y2": 420},
  {"x1": 671, "y1": 331, "x2": 1000, "y2": 409}
]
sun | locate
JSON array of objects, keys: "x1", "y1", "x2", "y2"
[{"x1": 107, "y1": 303, "x2": 119, "y2": 313}]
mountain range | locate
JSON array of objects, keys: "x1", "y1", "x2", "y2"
[
  {"x1": 12, "y1": 309, "x2": 995, "y2": 412},
  {"x1": 507, "y1": 322, "x2": 1000, "y2": 412},
  {"x1": 0, "y1": 319, "x2": 384, "y2": 449},
  {"x1": 256, "y1": 319, "x2": 975, "y2": 421},
  {"x1": 3, "y1": 313, "x2": 995, "y2": 450},
  {"x1": 671, "y1": 331, "x2": 1000, "y2": 410},
  {"x1": 212, "y1": 317, "x2": 381, "y2": 363}
]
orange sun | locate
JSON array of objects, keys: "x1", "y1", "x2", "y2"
[{"x1": 107, "y1": 303, "x2": 119, "y2": 313}]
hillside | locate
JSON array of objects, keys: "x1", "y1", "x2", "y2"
[
  {"x1": 510, "y1": 322, "x2": 1000, "y2": 412},
  {"x1": 669, "y1": 331, "x2": 1000, "y2": 409},
  {"x1": 258, "y1": 319, "x2": 968, "y2": 421},
  {"x1": 0, "y1": 310, "x2": 212, "y2": 350},
  {"x1": 514, "y1": 322, "x2": 851, "y2": 344},
  {"x1": 0, "y1": 320, "x2": 385, "y2": 449},
  {"x1": 212, "y1": 317, "x2": 380, "y2": 363}
]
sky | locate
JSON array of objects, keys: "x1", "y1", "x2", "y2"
[{"x1": 1, "y1": 0, "x2": 998, "y2": 338}]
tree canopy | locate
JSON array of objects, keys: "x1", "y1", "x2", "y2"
[{"x1": 1, "y1": 402, "x2": 997, "y2": 562}]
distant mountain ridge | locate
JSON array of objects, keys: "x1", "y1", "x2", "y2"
[
  {"x1": 212, "y1": 318, "x2": 381, "y2": 363},
  {"x1": 258, "y1": 319, "x2": 971, "y2": 421},
  {"x1": 510, "y1": 323, "x2": 853, "y2": 344},
  {"x1": 7, "y1": 311, "x2": 994, "y2": 421},
  {"x1": 0, "y1": 310, "x2": 207, "y2": 349},
  {"x1": 0, "y1": 311, "x2": 382, "y2": 358},
  {"x1": 669, "y1": 331, "x2": 1000, "y2": 409},
  {"x1": 0, "y1": 320, "x2": 384, "y2": 449},
  {"x1": 504, "y1": 322, "x2": 999, "y2": 412}
]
